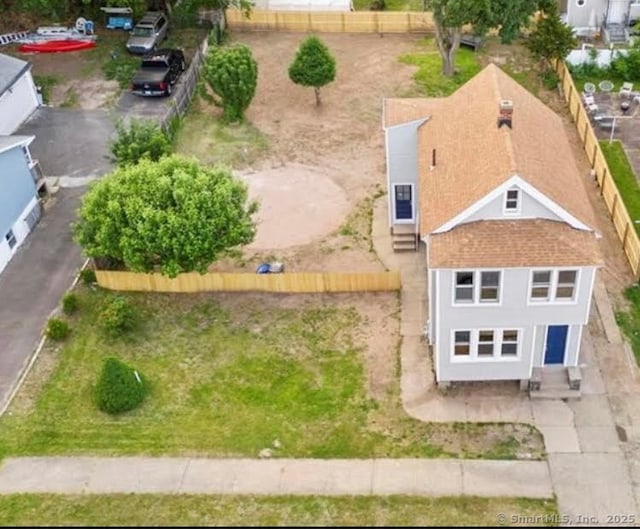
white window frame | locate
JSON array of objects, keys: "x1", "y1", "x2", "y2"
[
  {"x1": 453, "y1": 330, "x2": 471, "y2": 357},
  {"x1": 450, "y1": 328, "x2": 522, "y2": 361},
  {"x1": 528, "y1": 268, "x2": 580, "y2": 304},
  {"x1": 453, "y1": 270, "x2": 501, "y2": 305},
  {"x1": 454, "y1": 271, "x2": 474, "y2": 304},
  {"x1": 503, "y1": 188, "x2": 521, "y2": 215}
]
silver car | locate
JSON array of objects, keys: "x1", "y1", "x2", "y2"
[{"x1": 126, "y1": 12, "x2": 169, "y2": 55}]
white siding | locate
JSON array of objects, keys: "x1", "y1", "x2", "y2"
[
  {"x1": 385, "y1": 119, "x2": 425, "y2": 226},
  {"x1": 0, "y1": 196, "x2": 38, "y2": 275},
  {"x1": 433, "y1": 266, "x2": 596, "y2": 382},
  {"x1": 0, "y1": 70, "x2": 39, "y2": 135}
]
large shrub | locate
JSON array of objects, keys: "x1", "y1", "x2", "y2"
[
  {"x1": 100, "y1": 295, "x2": 136, "y2": 336},
  {"x1": 203, "y1": 43, "x2": 258, "y2": 123},
  {"x1": 95, "y1": 357, "x2": 147, "y2": 414},
  {"x1": 109, "y1": 119, "x2": 172, "y2": 167},
  {"x1": 73, "y1": 156, "x2": 258, "y2": 278}
]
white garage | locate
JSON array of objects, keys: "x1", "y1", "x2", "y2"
[{"x1": 0, "y1": 53, "x2": 40, "y2": 135}]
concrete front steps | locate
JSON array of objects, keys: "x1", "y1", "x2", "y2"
[
  {"x1": 529, "y1": 366, "x2": 581, "y2": 400},
  {"x1": 392, "y1": 224, "x2": 418, "y2": 252}
]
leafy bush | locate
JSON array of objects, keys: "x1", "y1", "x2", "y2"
[
  {"x1": 610, "y1": 44, "x2": 640, "y2": 81},
  {"x1": 80, "y1": 268, "x2": 97, "y2": 285},
  {"x1": 100, "y1": 296, "x2": 136, "y2": 336},
  {"x1": 62, "y1": 293, "x2": 79, "y2": 315},
  {"x1": 109, "y1": 119, "x2": 171, "y2": 167},
  {"x1": 203, "y1": 44, "x2": 258, "y2": 122},
  {"x1": 46, "y1": 318, "x2": 70, "y2": 341},
  {"x1": 95, "y1": 357, "x2": 147, "y2": 414},
  {"x1": 369, "y1": 0, "x2": 386, "y2": 10}
]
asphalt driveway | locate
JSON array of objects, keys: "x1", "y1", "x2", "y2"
[{"x1": 0, "y1": 107, "x2": 114, "y2": 413}]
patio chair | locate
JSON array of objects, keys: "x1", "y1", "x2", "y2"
[
  {"x1": 583, "y1": 94, "x2": 599, "y2": 113},
  {"x1": 620, "y1": 82, "x2": 634, "y2": 98}
]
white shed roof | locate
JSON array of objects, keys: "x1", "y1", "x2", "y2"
[{"x1": 0, "y1": 53, "x2": 30, "y2": 97}]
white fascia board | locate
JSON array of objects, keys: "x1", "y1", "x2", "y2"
[{"x1": 432, "y1": 174, "x2": 593, "y2": 234}]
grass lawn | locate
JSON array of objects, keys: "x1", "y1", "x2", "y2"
[
  {"x1": 174, "y1": 99, "x2": 270, "y2": 167},
  {"x1": 599, "y1": 140, "x2": 640, "y2": 236},
  {"x1": 398, "y1": 38, "x2": 482, "y2": 97},
  {"x1": 0, "y1": 288, "x2": 544, "y2": 460},
  {"x1": 615, "y1": 284, "x2": 640, "y2": 364},
  {"x1": 0, "y1": 494, "x2": 558, "y2": 526}
]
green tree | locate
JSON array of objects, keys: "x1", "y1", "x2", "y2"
[
  {"x1": 109, "y1": 119, "x2": 172, "y2": 167},
  {"x1": 74, "y1": 155, "x2": 258, "y2": 278},
  {"x1": 203, "y1": 44, "x2": 258, "y2": 123},
  {"x1": 288, "y1": 36, "x2": 337, "y2": 106},
  {"x1": 427, "y1": 0, "x2": 556, "y2": 77},
  {"x1": 95, "y1": 357, "x2": 147, "y2": 415},
  {"x1": 524, "y1": 3, "x2": 577, "y2": 72}
]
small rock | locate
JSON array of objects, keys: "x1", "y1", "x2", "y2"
[
  {"x1": 259, "y1": 448, "x2": 273, "y2": 459},
  {"x1": 273, "y1": 439, "x2": 281, "y2": 449}
]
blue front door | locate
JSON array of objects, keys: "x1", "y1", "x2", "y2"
[
  {"x1": 395, "y1": 185, "x2": 412, "y2": 220},
  {"x1": 544, "y1": 325, "x2": 568, "y2": 365}
]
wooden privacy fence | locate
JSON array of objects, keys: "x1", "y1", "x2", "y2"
[
  {"x1": 95, "y1": 270, "x2": 401, "y2": 293},
  {"x1": 554, "y1": 60, "x2": 640, "y2": 278},
  {"x1": 226, "y1": 9, "x2": 435, "y2": 33}
]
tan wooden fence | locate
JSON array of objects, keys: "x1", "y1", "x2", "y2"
[
  {"x1": 226, "y1": 9, "x2": 435, "y2": 33},
  {"x1": 95, "y1": 270, "x2": 401, "y2": 293},
  {"x1": 554, "y1": 60, "x2": 640, "y2": 279}
]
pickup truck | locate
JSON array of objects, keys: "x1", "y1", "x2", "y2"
[{"x1": 130, "y1": 49, "x2": 186, "y2": 97}]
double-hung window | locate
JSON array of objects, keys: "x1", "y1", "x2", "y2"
[
  {"x1": 451, "y1": 329, "x2": 520, "y2": 360},
  {"x1": 530, "y1": 269, "x2": 578, "y2": 303},
  {"x1": 504, "y1": 189, "x2": 520, "y2": 213},
  {"x1": 454, "y1": 271, "x2": 501, "y2": 304},
  {"x1": 455, "y1": 272, "x2": 474, "y2": 303}
]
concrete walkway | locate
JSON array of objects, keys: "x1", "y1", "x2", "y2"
[{"x1": 0, "y1": 457, "x2": 552, "y2": 498}]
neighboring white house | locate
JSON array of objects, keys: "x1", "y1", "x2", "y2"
[
  {"x1": 0, "y1": 53, "x2": 40, "y2": 135},
  {"x1": 251, "y1": 0, "x2": 353, "y2": 10},
  {"x1": 382, "y1": 64, "x2": 602, "y2": 393},
  {"x1": 561, "y1": 0, "x2": 640, "y2": 42}
]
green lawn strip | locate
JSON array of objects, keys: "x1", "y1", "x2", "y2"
[
  {"x1": 174, "y1": 100, "x2": 270, "y2": 167},
  {"x1": 599, "y1": 140, "x2": 640, "y2": 236},
  {"x1": 0, "y1": 288, "x2": 544, "y2": 460},
  {"x1": 0, "y1": 494, "x2": 558, "y2": 526},
  {"x1": 398, "y1": 38, "x2": 482, "y2": 97},
  {"x1": 615, "y1": 285, "x2": 640, "y2": 365}
]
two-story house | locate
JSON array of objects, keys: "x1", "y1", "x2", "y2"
[
  {"x1": 383, "y1": 64, "x2": 602, "y2": 391},
  {"x1": 0, "y1": 135, "x2": 45, "y2": 276}
]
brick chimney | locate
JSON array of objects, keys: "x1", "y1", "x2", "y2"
[{"x1": 497, "y1": 99, "x2": 513, "y2": 129}]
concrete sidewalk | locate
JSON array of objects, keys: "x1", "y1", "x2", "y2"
[{"x1": 0, "y1": 457, "x2": 553, "y2": 498}]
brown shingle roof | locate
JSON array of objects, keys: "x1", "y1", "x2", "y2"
[
  {"x1": 384, "y1": 64, "x2": 597, "y2": 235},
  {"x1": 429, "y1": 219, "x2": 602, "y2": 268}
]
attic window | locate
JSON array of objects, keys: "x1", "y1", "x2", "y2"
[{"x1": 504, "y1": 189, "x2": 520, "y2": 213}]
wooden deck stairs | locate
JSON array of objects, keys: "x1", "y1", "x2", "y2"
[{"x1": 392, "y1": 224, "x2": 418, "y2": 252}]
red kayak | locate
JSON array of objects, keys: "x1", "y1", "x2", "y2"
[{"x1": 18, "y1": 39, "x2": 96, "y2": 53}]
